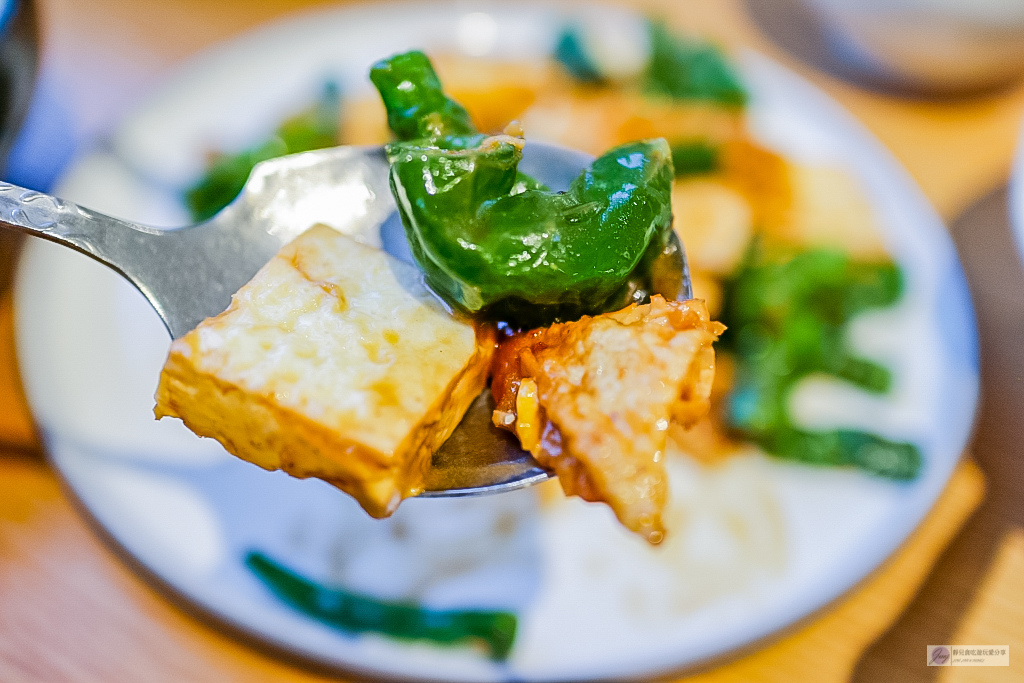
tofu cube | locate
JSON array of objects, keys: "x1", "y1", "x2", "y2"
[{"x1": 155, "y1": 225, "x2": 493, "y2": 517}]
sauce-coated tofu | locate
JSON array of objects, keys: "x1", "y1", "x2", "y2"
[{"x1": 491, "y1": 296, "x2": 723, "y2": 543}]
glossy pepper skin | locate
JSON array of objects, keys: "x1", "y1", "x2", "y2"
[
  {"x1": 388, "y1": 136, "x2": 675, "y2": 324},
  {"x1": 370, "y1": 51, "x2": 677, "y2": 327},
  {"x1": 369, "y1": 50, "x2": 479, "y2": 146}
]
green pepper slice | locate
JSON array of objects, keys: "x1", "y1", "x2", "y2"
[
  {"x1": 643, "y1": 20, "x2": 748, "y2": 107},
  {"x1": 670, "y1": 139, "x2": 720, "y2": 176},
  {"x1": 371, "y1": 51, "x2": 676, "y2": 326},
  {"x1": 369, "y1": 50, "x2": 478, "y2": 143},
  {"x1": 246, "y1": 551, "x2": 518, "y2": 661},
  {"x1": 387, "y1": 135, "x2": 674, "y2": 322},
  {"x1": 552, "y1": 18, "x2": 749, "y2": 109}
]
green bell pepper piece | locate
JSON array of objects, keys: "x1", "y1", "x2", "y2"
[
  {"x1": 370, "y1": 51, "x2": 676, "y2": 326},
  {"x1": 369, "y1": 50, "x2": 544, "y2": 191},
  {"x1": 552, "y1": 26, "x2": 603, "y2": 84},
  {"x1": 369, "y1": 50, "x2": 478, "y2": 144},
  {"x1": 388, "y1": 135, "x2": 675, "y2": 324},
  {"x1": 246, "y1": 551, "x2": 518, "y2": 661},
  {"x1": 643, "y1": 20, "x2": 748, "y2": 107},
  {"x1": 720, "y1": 245, "x2": 921, "y2": 480},
  {"x1": 670, "y1": 139, "x2": 720, "y2": 176},
  {"x1": 551, "y1": 18, "x2": 748, "y2": 109}
]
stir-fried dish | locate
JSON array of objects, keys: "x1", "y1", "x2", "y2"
[
  {"x1": 157, "y1": 49, "x2": 723, "y2": 541},
  {"x1": 157, "y1": 15, "x2": 923, "y2": 659},
  {"x1": 162, "y1": 18, "x2": 918, "y2": 545}
]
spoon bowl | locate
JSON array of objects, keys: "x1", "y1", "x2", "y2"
[{"x1": 0, "y1": 142, "x2": 691, "y2": 495}]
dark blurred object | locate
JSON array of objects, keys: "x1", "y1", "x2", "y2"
[
  {"x1": 0, "y1": 0, "x2": 38, "y2": 293},
  {"x1": 0, "y1": 0, "x2": 36, "y2": 173},
  {"x1": 746, "y1": 0, "x2": 1024, "y2": 98}
]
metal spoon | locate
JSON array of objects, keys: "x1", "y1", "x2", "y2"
[{"x1": 0, "y1": 142, "x2": 691, "y2": 496}]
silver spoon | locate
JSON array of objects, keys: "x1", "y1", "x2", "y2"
[{"x1": 0, "y1": 142, "x2": 691, "y2": 496}]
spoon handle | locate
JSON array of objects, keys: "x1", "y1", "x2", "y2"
[
  {"x1": 0, "y1": 180, "x2": 165, "y2": 269},
  {"x1": 0, "y1": 180, "x2": 196, "y2": 331}
]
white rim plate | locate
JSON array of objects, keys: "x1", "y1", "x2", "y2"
[{"x1": 14, "y1": 3, "x2": 979, "y2": 681}]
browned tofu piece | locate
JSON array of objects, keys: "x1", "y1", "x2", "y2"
[
  {"x1": 491, "y1": 296, "x2": 724, "y2": 543},
  {"x1": 155, "y1": 225, "x2": 494, "y2": 518}
]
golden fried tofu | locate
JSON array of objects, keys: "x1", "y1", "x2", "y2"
[
  {"x1": 433, "y1": 55, "x2": 557, "y2": 134},
  {"x1": 520, "y1": 89, "x2": 744, "y2": 157},
  {"x1": 688, "y1": 270, "x2": 724, "y2": 318},
  {"x1": 672, "y1": 178, "x2": 753, "y2": 276},
  {"x1": 717, "y1": 139, "x2": 793, "y2": 234},
  {"x1": 766, "y1": 164, "x2": 890, "y2": 259},
  {"x1": 155, "y1": 225, "x2": 494, "y2": 518},
  {"x1": 491, "y1": 296, "x2": 724, "y2": 543},
  {"x1": 341, "y1": 96, "x2": 390, "y2": 147}
]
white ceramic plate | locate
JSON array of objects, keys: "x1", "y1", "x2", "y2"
[{"x1": 14, "y1": 3, "x2": 978, "y2": 681}]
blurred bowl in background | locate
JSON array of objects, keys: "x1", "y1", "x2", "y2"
[{"x1": 799, "y1": 0, "x2": 1024, "y2": 95}]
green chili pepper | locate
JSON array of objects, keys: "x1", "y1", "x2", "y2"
[
  {"x1": 552, "y1": 26, "x2": 604, "y2": 84},
  {"x1": 721, "y1": 245, "x2": 921, "y2": 480},
  {"x1": 369, "y1": 50, "x2": 477, "y2": 143},
  {"x1": 670, "y1": 139, "x2": 720, "y2": 176},
  {"x1": 644, "y1": 20, "x2": 747, "y2": 107},
  {"x1": 184, "y1": 82, "x2": 342, "y2": 221},
  {"x1": 756, "y1": 427, "x2": 920, "y2": 479},
  {"x1": 245, "y1": 551, "x2": 518, "y2": 661},
  {"x1": 371, "y1": 51, "x2": 676, "y2": 327},
  {"x1": 552, "y1": 19, "x2": 748, "y2": 109}
]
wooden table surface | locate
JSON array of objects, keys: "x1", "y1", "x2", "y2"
[{"x1": 1, "y1": 0, "x2": 1023, "y2": 681}]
